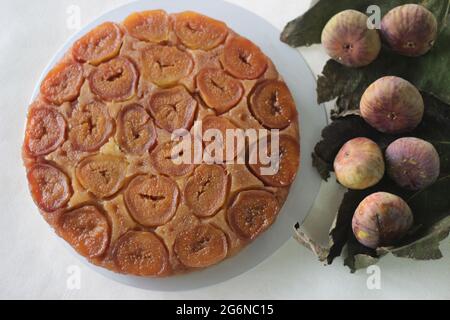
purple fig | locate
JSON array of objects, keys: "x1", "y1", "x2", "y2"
[
  {"x1": 321, "y1": 10, "x2": 381, "y2": 67},
  {"x1": 334, "y1": 137, "x2": 385, "y2": 190},
  {"x1": 360, "y1": 76, "x2": 424, "y2": 134},
  {"x1": 352, "y1": 192, "x2": 413, "y2": 249},
  {"x1": 385, "y1": 137, "x2": 440, "y2": 190},
  {"x1": 381, "y1": 4, "x2": 438, "y2": 57}
]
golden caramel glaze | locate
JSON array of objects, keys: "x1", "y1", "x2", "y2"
[{"x1": 22, "y1": 10, "x2": 300, "y2": 277}]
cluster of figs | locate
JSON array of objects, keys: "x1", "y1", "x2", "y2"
[{"x1": 321, "y1": 4, "x2": 441, "y2": 249}]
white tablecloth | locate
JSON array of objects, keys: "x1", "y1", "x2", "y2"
[{"x1": 0, "y1": 0, "x2": 449, "y2": 299}]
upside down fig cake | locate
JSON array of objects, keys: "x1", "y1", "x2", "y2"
[{"x1": 22, "y1": 10, "x2": 300, "y2": 277}]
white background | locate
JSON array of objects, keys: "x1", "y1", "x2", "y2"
[{"x1": 0, "y1": 0, "x2": 449, "y2": 300}]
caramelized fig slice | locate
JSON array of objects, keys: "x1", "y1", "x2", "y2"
[
  {"x1": 58, "y1": 205, "x2": 110, "y2": 259},
  {"x1": 227, "y1": 190, "x2": 279, "y2": 240},
  {"x1": 150, "y1": 140, "x2": 195, "y2": 177},
  {"x1": 124, "y1": 175, "x2": 179, "y2": 227},
  {"x1": 141, "y1": 45, "x2": 193, "y2": 87},
  {"x1": 197, "y1": 68, "x2": 243, "y2": 114},
  {"x1": 40, "y1": 62, "x2": 84, "y2": 105},
  {"x1": 148, "y1": 86, "x2": 197, "y2": 132},
  {"x1": 69, "y1": 102, "x2": 113, "y2": 152},
  {"x1": 173, "y1": 11, "x2": 228, "y2": 50},
  {"x1": 117, "y1": 104, "x2": 157, "y2": 155},
  {"x1": 184, "y1": 165, "x2": 228, "y2": 217},
  {"x1": 123, "y1": 10, "x2": 169, "y2": 43},
  {"x1": 250, "y1": 80, "x2": 297, "y2": 129},
  {"x1": 223, "y1": 37, "x2": 267, "y2": 80},
  {"x1": 113, "y1": 230, "x2": 169, "y2": 276},
  {"x1": 174, "y1": 224, "x2": 228, "y2": 268},
  {"x1": 89, "y1": 57, "x2": 137, "y2": 102},
  {"x1": 27, "y1": 163, "x2": 72, "y2": 212},
  {"x1": 24, "y1": 106, "x2": 66, "y2": 157},
  {"x1": 249, "y1": 135, "x2": 300, "y2": 187},
  {"x1": 72, "y1": 22, "x2": 123, "y2": 66},
  {"x1": 76, "y1": 155, "x2": 127, "y2": 199},
  {"x1": 202, "y1": 115, "x2": 240, "y2": 161}
]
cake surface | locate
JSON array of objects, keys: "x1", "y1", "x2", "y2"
[{"x1": 22, "y1": 10, "x2": 300, "y2": 277}]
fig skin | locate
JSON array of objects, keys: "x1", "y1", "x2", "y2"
[
  {"x1": 334, "y1": 137, "x2": 385, "y2": 190},
  {"x1": 40, "y1": 62, "x2": 84, "y2": 105},
  {"x1": 360, "y1": 76, "x2": 424, "y2": 134},
  {"x1": 88, "y1": 56, "x2": 138, "y2": 102},
  {"x1": 173, "y1": 11, "x2": 228, "y2": 51},
  {"x1": 381, "y1": 4, "x2": 438, "y2": 57},
  {"x1": 72, "y1": 22, "x2": 123, "y2": 66},
  {"x1": 385, "y1": 137, "x2": 440, "y2": 191},
  {"x1": 27, "y1": 163, "x2": 72, "y2": 212},
  {"x1": 173, "y1": 224, "x2": 228, "y2": 268},
  {"x1": 352, "y1": 192, "x2": 413, "y2": 249},
  {"x1": 321, "y1": 10, "x2": 381, "y2": 67},
  {"x1": 24, "y1": 106, "x2": 66, "y2": 157},
  {"x1": 75, "y1": 155, "x2": 128, "y2": 199},
  {"x1": 113, "y1": 230, "x2": 170, "y2": 276},
  {"x1": 57, "y1": 205, "x2": 110, "y2": 259},
  {"x1": 123, "y1": 10, "x2": 169, "y2": 43},
  {"x1": 227, "y1": 189, "x2": 279, "y2": 240}
]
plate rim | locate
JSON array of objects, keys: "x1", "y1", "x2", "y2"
[{"x1": 29, "y1": 0, "x2": 327, "y2": 291}]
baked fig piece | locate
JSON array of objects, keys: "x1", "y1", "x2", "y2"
[
  {"x1": 113, "y1": 231, "x2": 169, "y2": 276},
  {"x1": 27, "y1": 163, "x2": 72, "y2": 212},
  {"x1": 40, "y1": 62, "x2": 84, "y2": 105},
  {"x1": 150, "y1": 140, "x2": 195, "y2": 177},
  {"x1": 227, "y1": 190, "x2": 279, "y2": 240},
  {"x1": 148, "y1": 86, "x2": 197, "y2": 132},
  {"x1": 141, "y1": 45, "x2": 193, "y2": 87},
  {"x1": 24, "y1": 106, "x2": 66, "y2": 157},
  {"x1": 385, "y1": 137, "x2": 440, "y2": 191},
  {"x1": 249, "y1": 135, "x2": 300, "y2": 187},
  {"x1": 381, "y1": 4, "x2": 437, "y2": 57},
  {"x1": 334, "y1": 137, "x2": 385, "y2": 190},
  {"x1": 202, "y1": 116, "x2": 240, "y2": 161},
  {"x1": 174, "y1": 224, "x2": 228, "y2": 268},
  {"x1": 58, "y1": 205, "x2": 110, "y2": 259},
  {"x1": 197, "y1": 68, "x2": 243, "y2": 114},
  {"x1": 72, "y1": 22, "x2": 123, "y2": 65},
  {"x1": 352, "y1": 192, "x2": 413, "y2": 249},
  {"x1": 124, "y1": 175, "x2": 179, "y2": 227},
  {"x1": 116, "y1": 104, "x2": 157, "y2": 155},
  {"x1": 69, "y1": 102, "x2": 113, "y2": 152},
  {"x1": 123, "y1": 10, "x2": 169, "y2": 43},
  {"x1": 250, "y1": 80, "x2": 296, "y2": 129},
  {"x1": 321, "y1": 10, "x2": 381, "y2": 67},
  {"x1": 184, "y1": 165, "x2": 228, "y2": 217},
  {"x1": 360, "y1": 76, "x2": 424, "y2": 134},
  {"x1": 76, "y1": 155, "x2": 127, "y2": 198},
  {"x1": 88, "y1": 56, "x2": 138, "y2": 102},
  {"x1": 223, "y1": 36, "x2": 267, "y2": 80},
  {"x1": 173, "y1": 11, "x2": 228, "y2": 51}
]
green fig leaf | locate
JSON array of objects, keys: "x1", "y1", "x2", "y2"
[
  {"x1": 281, "y1": 0, "x2": 449, "y2": 47},
  {"x1": 315, "y1": 110, "x2": 450, "y2": 270},
  {"x1": 380, "y1": 215, "x2": 450, "y2": 260},
  {"x1": 290, "y1": 0, "x2": 450, "y2": 272},
  {"x1": 312, "y1": 95, "x2": 450, "y2": 180},
  {"x1": 283, "y1": 0, "x2": 450, "y2": 106}
]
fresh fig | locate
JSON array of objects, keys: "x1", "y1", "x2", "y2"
[
  {"x1": 321, "y1": 10, "x2": 381, "y2": 67},
  {"x1": 381, "y1": 4, "x2": 438, "y2": 57},
  {"x1": 385, "y1": 137, "x2": 440, "y2": 190},
  {"x1": 352, "y1": 192, "x2": 413, "y2": 249},
  {"x1": 334, "y1": 137, "x2": 385, "y2": 190},
  {"x1": 360, "y1": 76, "x2": 424, "y2": 134}
]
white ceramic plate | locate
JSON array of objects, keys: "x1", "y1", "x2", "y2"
[{"x1": 31, "y1": 0, "x2": 327, "y2": 291}]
